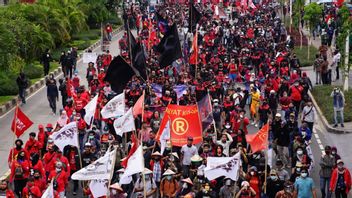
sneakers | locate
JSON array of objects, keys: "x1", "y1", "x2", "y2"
[
  {"x1": 73, "y1": 192, "x2": 77, "y2": 196},
  {"x1": 341, "y1": 124, "x2": 344, "y2": 127},
  {"x1": 254, "y1": 124, "x2": 258, "y2": 128},
  {"x1": 333, "y1": 124, "x2": 338, "y2": 128}
]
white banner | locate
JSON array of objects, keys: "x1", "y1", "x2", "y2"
[
  {"x1": 72, "y1": 149, "x2": 116, "y2": 180},
  {"x1": 101, "y1": 93, "x2": 125, "y2": 119},
  {"x1": 84, "y1": 95, "x2": 99, "y2": 125},
  {"x1": 120, "y1": 145, "x2": 144, "y2": 184},
  {"x1": 51, "y1": 122, "x2": 79, "y2": 152},
  {"x1": 113, "y1": 108, "x2": 135, "y2": 136},
  {"x1": 160, "y1": 120, "x2": 170, "y2": 155},
  {"x1": 204, "y1": 152, "x2": 241, "y2": 181},
  {"x1": 83, "y1": 52, "x2": 98, "y2": 64},
  {"x1": 90, "y1": 179, "x2": 108, "y2": 198},
  {"x1": 41, "y1": 180, "x2": 54, "y2": 198}
]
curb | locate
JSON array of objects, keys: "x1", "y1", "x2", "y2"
[
  {"x1": 309, "y1": 91, "x2": 352, "y2": 134},
  {"x1": 0, "y1": 26, "x2": 123, "y2": 117}
]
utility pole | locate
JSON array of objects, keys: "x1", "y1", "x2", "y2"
[
  {"x1": 343, "y1": 31, "x2": 350, "y2": 91},
  {"x1": 290, "y1": 0, "x2": 292, "y2": 32}
]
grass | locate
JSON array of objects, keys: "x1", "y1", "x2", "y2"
[
  {"x1": 311, "y1": 85, "x2": 352, "y2": 124},
  {"x1": 293, "y1": 45, "x2": 319, "y2": 67},
  {"x1": 0, "y1": 96, "x2": 14, "y2": 106}
]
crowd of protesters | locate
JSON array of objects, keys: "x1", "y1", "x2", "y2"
[{"x1": 3, "y1": 0, "x2": 352, "y2": 198}]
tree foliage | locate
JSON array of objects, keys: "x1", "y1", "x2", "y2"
[
  {"x1": 336, "y1": 6, "x2": 352, "y2": 67},
  {"x1": 303, "y1": 3, "x2": 323, "y2": 32}
]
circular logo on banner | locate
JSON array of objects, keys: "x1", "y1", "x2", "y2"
[{"x1": 172, "y1": 118, "x2": 189, "y2": 136}]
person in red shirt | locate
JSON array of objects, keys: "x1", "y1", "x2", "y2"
[
  {"x1": 25, "y1": 132, "x2": 42, "y2": 155},
  {"x1": 33, "y1": 170, "x2": 47, "y2": 192},
  {"x1": 233, "y1": 109, "x2": 250, "y2": 134},
  {"x1": 48, "y1": 148, "x2": 71, "y2": 175},
  {"x1": 10, "y1": 151, "x2": 31, "y2": 197},
  {"x1": 43, "y1": 144, "x2": 56, "y2": 177},
  {"x1": 289, "y1": 81, "x2": 303, "y2": 113},
  {"x1": 29, "y1": 153, "x2": 46, "y2": 181},
  {"x1": 37, "y1": 124, "x2": 45, "y2": 156},
  {"x1": 105, "y1": 23, "x2": 113, "y2": 41},
  {"x1": 22, "y1": 177, "x2": 42, "y2": 198},
  {"x1": 0, "y1": 180, "x2": 15, "y2": 198},
  {"x1": 64, "y1": 146, "x2": 81, "y2": 195},
  {"x1": 8, "y1": 139, "x2": 29, "y2": 168},
  {"x1": 74, "y1": 92, "x2": 88, "y2": 116},
  {"x1": 48, "y1": 162, "x2": 69, "y2": 197}
]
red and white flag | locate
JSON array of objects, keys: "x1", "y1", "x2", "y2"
[
  {"x1": 132, "y1": 91, "x2": 145, "y2": 117},
  {"x1": 11, "y1": 107, "x2": 33, "y2": 138}
]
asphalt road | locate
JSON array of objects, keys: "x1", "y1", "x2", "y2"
[{"x1": 0, "y1": 28, "x2": 350, "y2": 197}]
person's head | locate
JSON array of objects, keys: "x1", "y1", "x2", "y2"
[
  {"x1": 221, "y1": 133, "x2": 228, "y2": 142},
  {"x1": 249, "y1": 166, "x2": 257, "y2": 176},
  {"x1": 324, "y1": 145, "x2": 331, "y2": 155},
  {"x1": 331, "y1": 146, "x2": 337, "y2": 155},
  {"x1": 203, "y1": 143, "x2": 210, "y2": 153},
  {"x1": 55, "y1": 162, "x2": 63, "y2": 172},
  {"x1": 46, "y1": 123, "x2": 53, "y2": 132},
  {"x1": 337, "y1": 160, "x2": 344, "y2": 170},
  {"x1": 153, "y1": 111, "x2": 159, "y2": 119},
  {"x1": 84, "y1": 142, "x2": 92, "y2": 152},
  {"x1": 276, "y1": 159, "x2": 284, "y2": 170},
  {"x1": 0, "y1": 180, "x2": 8, "y2": 191},
  {"x1": 33, "y1": 170, "x2": 41, "y2": 179},
  {"x1": 187, "y1": 136, "x2": 193, "y2": 146},
  {"x1": 216, "y1": 145, "x2": 224, "y2": 154},
  {"x1": 306, "y1": 99, "x2": 312, "y2": 107},
  {"x1": 17, "y1": 151, "x2": 26, "y2": 160},
  {"x1": 29, "y1": 132, "x2": 36, "y2": 140},
  {"x1": 15, "y1": 139, "x2": 23, "y2": 149},
  {"x1": 300, "y1": 169, "x2": 308, "y2": 178},
  {"x1": 283, "y1": 181, "x2": 293, "y2": 194},
  {"x1": 149, "y1": 131, "x2": 156, "y2": 140},
  {"x1": 283, "y1": 91, "x2": 288, "y2": 97},
  {"x1": 270, "y1": 170, "x2": 278, "y2": 181},
  {"x1": 275, "y1": 113, "x2": 281, "y2": 121},
  {"x1": 296, "y1": 147, "x2": 304, "y2": 156}
]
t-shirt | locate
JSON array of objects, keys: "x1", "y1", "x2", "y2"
[
  {"x1": 134, "y1": 178, "x2": 157, "y2": 198},
  {"x1": 294, "y1": 177, "x2": 315, "y2": 198},
  {"x1": 181, "y1": 145, "x2": 198, "y2": 165}
]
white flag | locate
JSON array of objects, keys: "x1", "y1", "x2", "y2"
[
  {"x1": 159, "y1": 120, "x2": 171, "y2": 155},
  {"x1": 119, "y1": 145, "x2": 144, "y2": 184},
  {"x1": 204, "y1": 152, "x2": 241, "y2": 181},
  {"x1": 84, "y1": 95, "x2": 99, "y2": 125},
  {"x1": 101, "y1": 93, "x2": 125, "y2": 119},
  {"x1": 51, "y1": 122, "x2": 79, "y2": 152},
  {"x1": 72, "y1": 149, "x2": 116, "y2": 180},
  {"x1": 89, "y1": 179, "x2": 108, "y2": 198},
  {"x1": 113, "y1": 108, "x2": 135, "y2": 136},
  {"x1": 41, "y1": 180, "x2": 54, "y2": 198}
]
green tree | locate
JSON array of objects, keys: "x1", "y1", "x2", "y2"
[
  {"x1": 292, "y1": 0, "x2": 305, "y2": 48},
  {"x1": 303, "y1": 3, "x2": 323, "y2": 60}
]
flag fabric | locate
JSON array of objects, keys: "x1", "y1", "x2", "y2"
[
  {"x1": 197, "y1": 94, "x2": 214, "y2": 132},
  {"x1": 89, "y1": 180, "x2": 109, "y2": 198},
  {"x1": 248, "y1": 0, "x2": 256, "y2": 9},
  {"x1": 188, "y1": 4, "x2": 202, "y2": 32},
  {"x1": 120, "y1": 136, "x2": 144, "y2": 184},
  {"x1": 159, "y1": 119, "x2": 171, "y2": 154},
  {"x1": 11, "y1": 107, "x2": 33, "y2": 138},
  {"x1": 151, "y1": 84, "x2": 163, "y2": 98},
  {"x1": 133, "y1": 91, "x2": 145, "y2": 117},
  {"x1": 101, "y1": 93, "x2": 125, "y2": 119},
  {"x1": 72, "y1": 149, "x2": 116, "y2": 180},
  {"x1": 204, "y1": 152, "x2": 241, "y2": 181},
  {"x1": 155, "y1": 23, "x2": 182, "y2": 68},
  {"x1": 41, "y1": 180, "x2": 54, "y2": 198},
  {"x1": 51, "y1": 122, "x2": 79, "y2": 152},
  {"x1": 246, "y1": 124, "x2": 269, "y2": 153},
  {"x1": 189, "y1": 32, "x2": 198, "y2": 65},
  {"x1": 128, "y1": 30, "x2": 148, "y2": 80},
  {"x1": 84, "y1": 95, "x2": 98, "y2": 125},
  {"x1": 158, "y1": 104, "x2": 202, "y2": 147},
  {"x1": 156, "y1": 12, "x2": 169, "y2": 34},
  {"x1": 104, "y1": 56, "x2": 135, "y2": 94},
  {"x1": 113, "y1": 108, "x2": 135, "y2": 136},
  {"x1": 173, "y1": 85, "x2": 188, "y2": 99}
]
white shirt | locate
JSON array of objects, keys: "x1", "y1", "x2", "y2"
[
  {"x1": 301, "y1": 105, "x2": 315, "y2": 123},
  {"x1": 181, "y1": 145, "x2": 198, "y2": 165}
]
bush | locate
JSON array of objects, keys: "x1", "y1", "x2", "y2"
[
  {"x1": 0, "y1": 72, "x2": 18, "y2": 96},
  {"x1": 293, "y1": 45, "x2": 319, "y2": 67},
  {"x1": 23, "y1": 62, "x2": 42, "y2": 79},
  {"x1": 311, "y1": 85, "x2": 352, "y2": 124},
  {"x1": 71, "y1": 29, "x2": 101, "y2": 40}
]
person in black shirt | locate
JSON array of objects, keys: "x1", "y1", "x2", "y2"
[{"x1": 16, "y1": 72, "x2": 29, "y2": 104}]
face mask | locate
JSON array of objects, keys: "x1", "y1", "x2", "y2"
[
  {"x1": 270, "y1": 176, "x2": 278, "y2": 180},
  {"x1": 56, "y1": 168, "x2": 62, "y2": 172},
  {"x1": 301, "y1": 173, "x2": 307, "y2": 178},
  {"x1": 34, "y1": 176, "x2": 40, "y2": 179},
  {"x1": 182, "y1": 183, "x2": 188, "y2": 189},
  {"x1": 89, "y1": 135, "x2": 94, "y2": 139},
  {"x1": 297, "y1": 150, "x2": 303, "y2": 155},
  {"x1": 337, "y1": 164, "x2": 343, "y2": 169},
  {"x1": 332, "y1": 151, "x2": 336, "y2": 155},
  {"x1": 46, "y1": 128, "x2": 52, "y2": 132},
  {"x1": 250, "y1": 171, "x2": 255, "y2": 176},
  {"x1": 166, "y1": 176, "x2": 172, "y2": 180},
  {"x1": 225, "y1": 180, "x2": 231, "y2": 186},
  {"x1": 284, "y1": 187, "x2": 293, "y2": 193},
  {"x1": 16, "y1": 144, "x2": 22, "y2": 149}
]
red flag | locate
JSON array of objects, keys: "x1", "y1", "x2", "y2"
[
  {"x1": 11, "y1": 107, "x2": 34, "y2": 138},
  {"x1": 189, "y1": 32, "x2": 198, "y2": 65},
  {"x1": 157, "y1": 104, "x2": 202, "y2": 147},
  {"x1": 246, "y1": 124, "x2": 269, "y2": 153},
  {"x1": 133, "y1": 91, "x2": 145, "y2": 117},
  {"x1": 121, "y1": 134, "x2": 138, "y2": 168}
]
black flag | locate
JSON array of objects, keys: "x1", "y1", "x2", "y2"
[
  {"x1": 128, "y1": 30, "x2": 147, "y2": 80},
  {"x1": 155, "y1": 23, "x2": 182, "y2": 68},
  {"x1": 156, "y1": 12, "x2": 169, "y2": 34},
  {"x1": 188, "y1": 4, "x2": 202, "y2": 32},
  {"x1": 104, "y1": 56, "x2": 135, "y2": 94}
]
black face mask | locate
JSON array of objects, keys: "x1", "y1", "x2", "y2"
[
  {"x1": 16, "y1": 145, "x2": 22, "y2": 149},
  {"x1": 34, "y1": 176, "x2": 40, "y2": 179},
  {"x1": 18, "y1": 155, "x2": 24, "y2": 160}
]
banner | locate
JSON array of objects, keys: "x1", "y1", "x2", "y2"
[
  {"x1": 198, "y1": 94, "x2": 214, "y2": 132},
  {"x1": 51, "y1": 122, "x2": 79, "y2": 152},
  {"x1": 113, "y1": 108, "x2": 135, "y2": 136},
  {"x1": 83, "y1": 52, "x2": 98, "y2": 64},
  {"x1": 101, "y1": 93, "x2": 125, "y2": 119},
  {"x1": 246, "y1": 124, "x2": 269, "y2": 153},
  {"x1": 72, "y1": 149, "x2": 116, "y2": 180},
  {"x1": 11, "y1": 107, "x2": 33, "y2": 138},
  {"x1": 158, "y1": 104, "x2": 202, "y2": 146},
  {"x1": 89, "y1": 180, "x2": 108, "y2": 198},
  {"x1": 160, "y1": 120, "x2": 171, "y2": 155},
  {"x1": 41, "y1": 180, "x2": 54, "y2": 198},
  {"x1": 84, "y1": 94, "x2": 98, "y2": 125},
  {"x1": 204, "y1": 152, "x2": 241, "y2": 181}
]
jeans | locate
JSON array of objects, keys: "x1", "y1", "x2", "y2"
[
  {"x1": 316, "y1": 71, "x2": 321, "y2": 84},
  {"x1": 19, "y1": 88, "x2": 26, "y2": 104},
  {"x1": 48, "y1": 96, "x2": 57, "y2": 114},
  {"x1": 182, "y1": 165, "x2": 190, "y2": 178},
  {"x1": 335, "y1": 188, "x2": 347, "y2": 198},
  {"x1": 334, "y1": 109, "x2": 344, "y2": 125},
  {"x1": 320, "y1": 177, "x2": 331, "y2": 198},
  {"x1": 277, "y1": 145, "x2": 289, "y2": 166}
]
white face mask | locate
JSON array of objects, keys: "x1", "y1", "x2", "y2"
[
  {"x1": 297, "y1": 150, "x2": 303, "y2": 155},
  {"x1": 182, "y1": 183, "x2": 188, "y2": 189},
  {"x1": 270, "y1": 176, "x2": 278, "y2": 180},
  {"x1": 250, "y1": 171, "x2": 255, "y2": 176},
  {"x1": 301, "y1": 173, "x2": 308, "y2": 178},
  {"x1": 56, "y1": 168, "x2": 62, "y2": 172}
]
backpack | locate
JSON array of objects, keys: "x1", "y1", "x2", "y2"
[{"x1": 14, "y1": 162, "x2": 24, "y2": 179}]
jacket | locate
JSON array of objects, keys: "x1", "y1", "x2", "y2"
[
  {"x1": 319, "y1": 154, "x2": 335, "y2": 178},
  {"x1": 160, "y1": 178, "x2": 179, "y2": 197},
  {"x1": 329, "y1": 168, "x2": 351, "y2": 194},
  {"x1": 48, "y1": 170, "x2": 69, "y2": 193}
]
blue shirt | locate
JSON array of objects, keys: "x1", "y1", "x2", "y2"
[{"x1": 294, "y1": 177, "x2": 315, "y2": 198}]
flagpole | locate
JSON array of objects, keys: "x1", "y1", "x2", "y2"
[
  {"x1": 264, "y1": 120, "x2": 270, "y2": 194},
  {"x1": 107, "y1": 146, "x2": 117, "y2": 197},
  {"x1": 194, "y1": 29, "x2": 198, "y2": 79},
  {"x1": 11, "y1": 101, "x2": 19, "y2": 164}
]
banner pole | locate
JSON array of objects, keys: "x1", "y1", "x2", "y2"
[
  {"x1": 107, "y1": 146, "x2": 117, "y2": 197},
  {"x1": 11, "y1": 101, "x2": 19, "y2": 165},
  {"x1": 264, "y1": 121, "x2": 269, "y2": 194}
]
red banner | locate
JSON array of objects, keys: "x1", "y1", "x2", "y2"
[
  {"x1": 11, "y1": 107, "x2": 33, "y2": 138},
  {"x1": 246, "y1": 124, "x2": 269, "y2": 153},
  {"x1": 158, "y1": 104, "x2": 202, "y2": 147}
]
